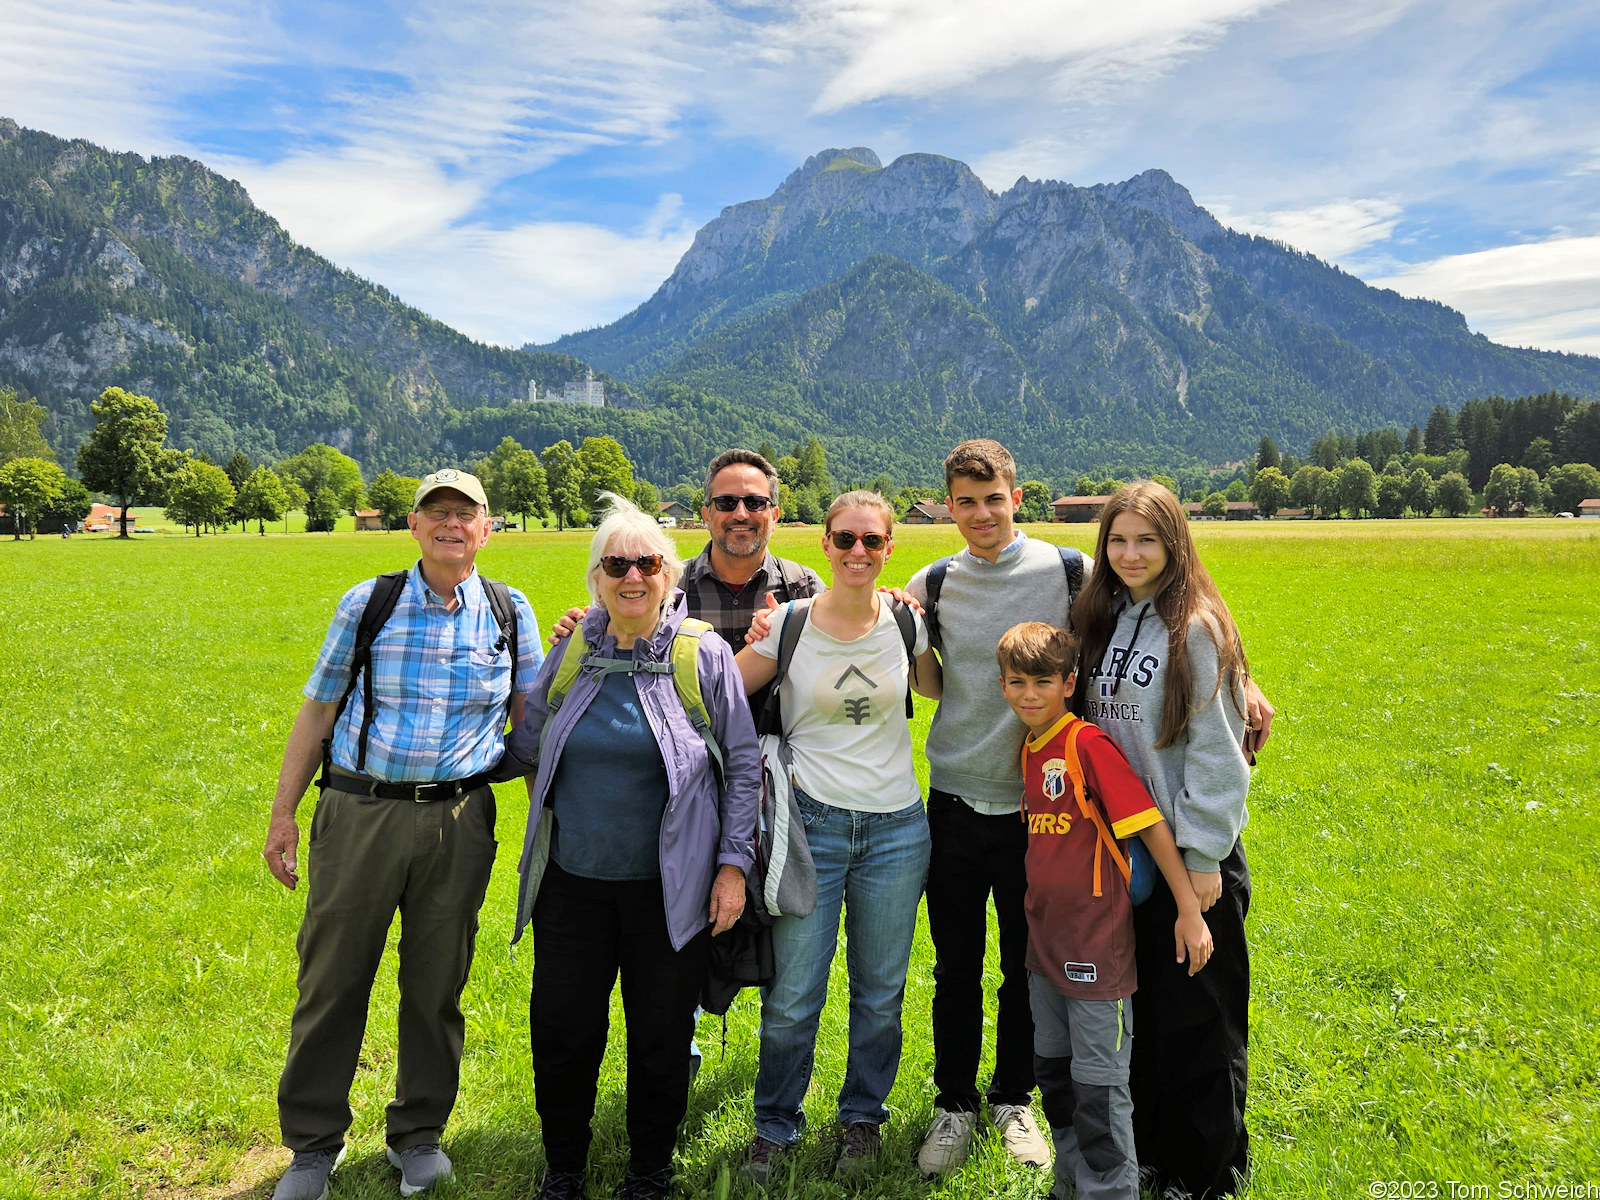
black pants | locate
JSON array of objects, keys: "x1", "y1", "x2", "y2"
[
  {"x1": 530, "y1": 862, "x2": 709, "y2": 1177},
  {"x1": 1130, "y1": 839, "x2": 1251, "y2": 1199},
  {"x1": 925, "y1": 789, "x2": 1034, "y2": 1112}
]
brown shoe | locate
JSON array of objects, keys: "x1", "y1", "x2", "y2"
[
  {"x1": 739, "y1": 1136, "x2": 788, "y2": 1186},
  {"x1": 834, "y1": 1122, "x2": 882, "y2": 1178}
]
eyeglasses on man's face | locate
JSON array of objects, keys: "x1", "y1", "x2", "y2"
[
  {"x1": 709, "y1": 494, "x2": 774, "y2": 513},
  {"x1": 417, "y1": 504, "x2": 484, "y2": 523}
]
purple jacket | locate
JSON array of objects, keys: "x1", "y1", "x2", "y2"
[{"x1": 506, "y1": 590, "x2": 760, "y2": 951}]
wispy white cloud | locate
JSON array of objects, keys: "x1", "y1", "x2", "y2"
[
  {"x1": 793, "y1": 0, "x2": 1282, "y2": 113},
  {"x1": 348, "y1": 195, "x2": 699, "y2": 348},
  {"x1": 219, "y1": 150, "x2": 486, "y2": 258},
  {"x1": 1369, "y1": 236, "x2": 1600, "y2": 356},
  {"x1": 0, "y1": 0, "x2": 265, "y2": 149},
  {"x1": 1208, "y1": 198, "x2": 1404, "y2": 264}
]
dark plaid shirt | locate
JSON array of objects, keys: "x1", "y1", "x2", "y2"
[
  {"x1": 681, "y1": 542, "x2": 824, "y2": 652},
  {"x1": 682, "y1": 542, "x2": 824, "y2": 724}
]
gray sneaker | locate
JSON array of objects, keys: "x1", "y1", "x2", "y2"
[
  {"x1": 273, "y1": 1146, "x2": 345, "y2": 1200},
  {"x1": 387, "y1": 1144, "x2": 453, "y2": 1196}
]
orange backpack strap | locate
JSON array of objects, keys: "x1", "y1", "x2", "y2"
[{"x1": 1062, "y1": 720, "x2": 1133, "y2": 898}]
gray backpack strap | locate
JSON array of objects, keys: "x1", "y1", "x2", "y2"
[
  {"x1": 922, "y1": 555, "x2": 952, "y2": 649},
  {"x1": 1058, "y1": 545, "x2": 1085, "y2": 631}
]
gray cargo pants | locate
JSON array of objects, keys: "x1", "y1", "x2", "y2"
[
  {"x1": 1030, "y1": 972, "x2": 1138, "y2": 1200},
  {"x1": 277, "y1": 782, "x2": 497, "y2": 1153}
]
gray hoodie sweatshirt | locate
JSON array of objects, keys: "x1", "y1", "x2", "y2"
[{"x1": 1082, "y1": 597, "x2": 1250, "y2": 873}]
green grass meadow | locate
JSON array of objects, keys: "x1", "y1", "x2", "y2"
[{"x1": 2, "y1": 521, "x2": 1597, "y2": 1199}]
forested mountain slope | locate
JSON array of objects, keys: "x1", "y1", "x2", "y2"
[{"x1": 0, "y1": 119, "x2": 619, "y2": 469}]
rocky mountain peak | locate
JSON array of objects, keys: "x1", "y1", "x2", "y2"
[
  {"x1": 1091, "y1": 167, "x2": 1223, "y2": 243},
  {"x1": 779, "y1": 146, "x2": 882, "y2": 192}
]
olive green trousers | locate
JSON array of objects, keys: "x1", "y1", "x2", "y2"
[{"x1": 277, "y1": 783, "x2": 497, "y2": 1153}]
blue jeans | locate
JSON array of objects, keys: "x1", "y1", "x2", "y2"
[{"x1": 753, "y1": 789, "x2": 931, "y2": 1144}]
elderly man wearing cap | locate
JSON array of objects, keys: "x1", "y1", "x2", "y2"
[{"x1": 263, "y1": 469, "x2": 542, "y2": 1200}]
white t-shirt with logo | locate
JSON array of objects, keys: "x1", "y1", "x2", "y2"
[{"x1": 751, "y1": 598, "x2": 929, "y2": 813}]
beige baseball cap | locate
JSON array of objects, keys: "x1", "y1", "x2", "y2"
[{"x1": 414, "y1": 468, "x2": 488, "y2": 510}]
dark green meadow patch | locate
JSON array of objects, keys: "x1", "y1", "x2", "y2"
[{"x1": 1, "y1": 522, "x2": 1596, "y2": 1198}]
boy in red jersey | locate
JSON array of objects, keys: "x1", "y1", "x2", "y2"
[{"x1": 997, "y1": 622, "x2": 1212, "y2": 1200}]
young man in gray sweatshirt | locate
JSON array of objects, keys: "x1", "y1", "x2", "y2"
[{"x1": 905, "y1": 441, "x2": 1273, "y2": 1180}]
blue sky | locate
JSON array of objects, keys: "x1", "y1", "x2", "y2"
[{"x1": 3, "y1": 0, "x2": 1598, "y2": 354}]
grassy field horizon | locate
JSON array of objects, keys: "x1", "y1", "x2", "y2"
[{"x1": 2, "y1": 521, "x2": 1597, "y2": 1199}]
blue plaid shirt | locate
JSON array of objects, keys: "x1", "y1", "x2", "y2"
[{"x1": 305, "y1": 563, "x2": 543, "y2": 782}]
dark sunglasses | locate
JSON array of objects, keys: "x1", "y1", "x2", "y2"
[
  {"x1": 600, "y1": 554, "x2": 665, "y2": 578},
  {"x1": 828, "y1": 531, "x2": 889, "y2": 552},
  {"x1": 709, "y1": 493, "x2": 774, "y2": 513}
]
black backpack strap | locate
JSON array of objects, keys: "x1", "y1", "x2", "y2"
[
  {"x1": 886, "y1": 598, "x2": 918, "y2": 719},
  {"x1": 330, "y1": 570, "x2": 409, "y2": 775},
  {"x1": 756, "y1": 601, "x2": 810, "y2": 735},
  {"x1": 479, "y1": 576, "x2": 520, "y2": 716},
  {"x1": 922, "y1": 555, "x2": 951, "y2": 649},
  {"x1": 1058, "y1": 545, "x2": 1085, "y2": 631}
]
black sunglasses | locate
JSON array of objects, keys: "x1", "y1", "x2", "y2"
[
  {"x1": 828, "y1": 531, "x2": 889, "y2": 552},
  {"x1": 600, "y1": 554, "x2": 665, "y2": 578},
  {"x1": 709, "y1": 493, "x2": 774, "y2": 513}
]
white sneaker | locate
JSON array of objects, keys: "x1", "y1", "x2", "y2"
[
  {"x1": 990, "y1": 1102, "x2": 1052, "y2": 1168},
  {"x1": 917, "y1": 1108, "x2": 978, "y2": 1178}
]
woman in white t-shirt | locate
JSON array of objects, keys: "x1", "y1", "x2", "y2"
[{"x1": 733, "y1": 490, "x2": 943, "y2": 1181}]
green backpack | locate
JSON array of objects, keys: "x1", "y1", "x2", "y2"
[{"x1": 543, "y1": 617, "x2": 725, "y2": 779}]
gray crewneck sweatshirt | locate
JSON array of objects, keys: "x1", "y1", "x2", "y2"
[
  {"x1": 907, "y1": 534, "x2": 1092, "y2": 809},
  {"x1": 1082, "y1": 597, "x2": 1251, "y2": 873}
]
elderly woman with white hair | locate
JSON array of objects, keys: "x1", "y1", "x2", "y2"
[{"x1": 502, "y1": 495, "x2": 761, "y2": 1200}]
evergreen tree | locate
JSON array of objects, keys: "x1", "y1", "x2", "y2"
[
  {"x1": 1424, "y1": 405, "x2": 1459, "y2": 455},
  {"x1": 1256, "y1": 436, "x2": 1281, "y2": 472},
  {"x1": 1521, "y1": 437, "x2": 1554, "y2": 475},
  {"x1": 223, "y1": 450, "x2": 253, "y2": 530},
  {"x1": 77, "y1": 387, "x2": 170, "y2": 538},
  {"x1": 1404, "y1": 424, "x2": 1424, "y2": 455}
]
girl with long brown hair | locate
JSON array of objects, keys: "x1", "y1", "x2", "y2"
[{"x1": 1070, "y1": 480, "x2": 1254, "y2": 1199}]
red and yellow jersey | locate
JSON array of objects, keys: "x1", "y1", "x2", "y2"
[{"x1": 1021, "y1": 712, "x2": 1165, "y2": 999}]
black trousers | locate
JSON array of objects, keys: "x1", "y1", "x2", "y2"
[
  {"x1": 1130, "y1": 839, "x2": 1251, "y2": 1199},
  {"x1": 925, "y1": 789, "x2": 1035, "y2": 1112},
  {"x1": 530, "y1": 862, "x2": 708, "y2": 1177}
]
